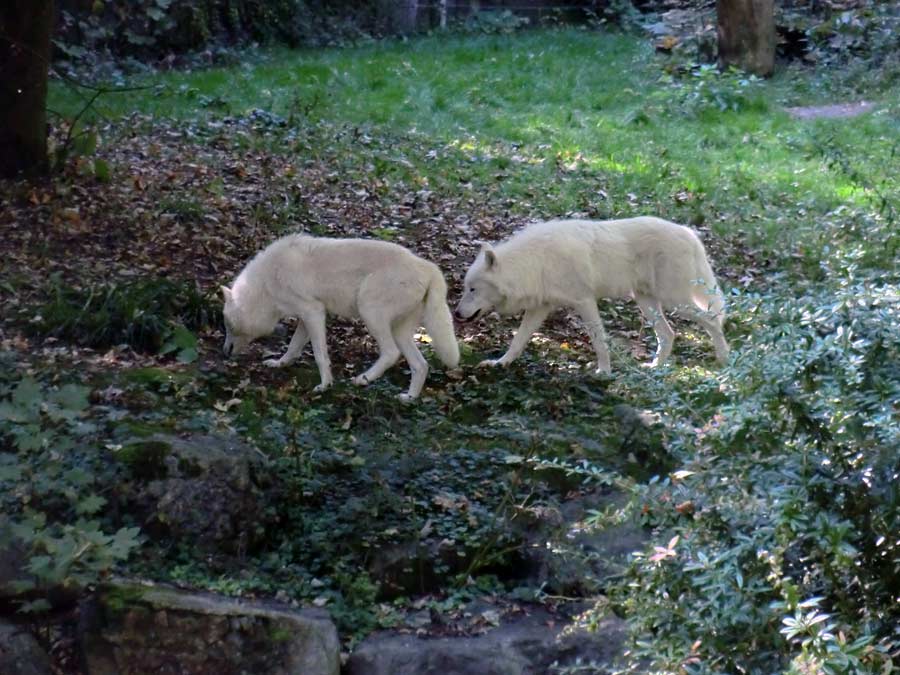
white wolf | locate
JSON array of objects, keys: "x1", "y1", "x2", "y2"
[
  {"x1": 455, "y1": 217, "x2": 729, "y2": 373},
  {"x1": 221, "y1": 235, "x2": 460, "y2": 401}
]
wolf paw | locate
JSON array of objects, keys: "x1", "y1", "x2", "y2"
[
  {"x1": 397, "y1": 392, "x2": 417, "y2": 403},
  {"x1": 312, "y1": 381, "x2": 332, "y2": 393},
  {"x1": 352, "y1": 374, "x2": 370, "y2": 387},
  {"x1": 263, "y1": 358, "x2": 285, "y2": 368},
  {"x1": 477, "y1": 358, "x2": 504, "y2": 368}
]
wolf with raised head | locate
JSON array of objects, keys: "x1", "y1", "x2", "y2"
[
  {"x1": 455, "y1": 217, "x2": 729, "y2": 373},
  {"x1": 222, "y1": 235, "x2": 460, "y2": 401}
]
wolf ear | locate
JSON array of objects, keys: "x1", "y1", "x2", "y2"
[
  {"x1": 479, "y1": 243, "x2": 498, "y2": 270},
  {"x1": 221, "y1": 286, "x2": 233, "y2": 303},
  {"x1": 483, "y1": 248, "x2": 498, "y2": 270}
]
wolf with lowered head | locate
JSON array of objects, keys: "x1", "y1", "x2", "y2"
[
  {"x1": 455, "y1": 217, "x2": 729, "y2": 373},
  {"x1": 222, "y1": 235, "x2": 460, "y2": 401}
]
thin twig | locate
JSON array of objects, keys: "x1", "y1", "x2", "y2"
[{"x1": 61, "y1": 88, "x2": 103, "y2": 155}]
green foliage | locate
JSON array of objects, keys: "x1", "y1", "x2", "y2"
[
  {"x1": 54, "y1": 0, "x2": 399, "y2": 65},
  {"x1": 30, "y1": 277, "x2": 215, "y2": 358},
  {"x1": 0, "y1": 377, "x2": 141, "y2": 608},
  {"x1": 117, "y1": 440, "x2": 172, "y2": 480},
  {"x1": 462, "y1": 10, "x2": 531, "y2": 35},
  {"x1": 602, "y1": 234, "x2": 899, "y2": 671},
  {"x1": 671, "y1": 64, "x2": 767, "y2": 116},
  {"x1": 789, "y1": 1, "x2": 900, "y2": 65},
  {"x1": 588, "y1": 0, "x2": 643, "y2": 32}
]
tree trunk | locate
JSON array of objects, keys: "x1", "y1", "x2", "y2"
[
  {"x1": 0, "y1": 1, "x2": 55, "y2": 178},
  {"x1": 716, "y1": 0, "x2": 775, "y2": 77},
  {"x1": 400, "y1": 0, "x2": 419, "y2": 34}
]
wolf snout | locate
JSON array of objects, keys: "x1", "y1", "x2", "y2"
[{"x1": 454, "y1": 308, "x2": 481, "y2": 322}]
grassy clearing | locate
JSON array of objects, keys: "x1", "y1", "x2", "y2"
[{"x1": 51, "y1": 29, "x2": 899, "y2": 256}]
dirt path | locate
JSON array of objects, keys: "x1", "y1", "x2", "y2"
[{"x1": 786, "y1": 101, "x2": 875, "y2": 120}]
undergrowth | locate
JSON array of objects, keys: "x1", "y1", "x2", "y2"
[{"x1": 29, "y1": 278, "x2": 219, "y2": 358}]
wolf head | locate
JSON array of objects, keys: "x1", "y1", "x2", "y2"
[
  {"x1": 455, "y1": 243, "x2": 505, "y2": 321},
  {"x1": 221, "y1": 283, "x2": 278, "y2": 358}
]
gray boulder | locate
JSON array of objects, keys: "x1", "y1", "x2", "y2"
[
  {"x1": 0, "y1": 520, "x2": 29, "y2": 602},
  {"x1": 346, "y1": 607, "x2": 626, "y2": 675},
  {"x1": 516, "y1": 488, "x2": 648, "y2": 596},
  {"x1": 0, "y1": 619, "x2": 52, "y2": 675},
  {"x1": 78, "y1": 581, "x2": 340, "y2": 675},
  {"x1": 118, "y1": 434, "x2": 277, "y2": 553}
]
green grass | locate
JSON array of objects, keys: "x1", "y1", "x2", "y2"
[{"x1": 51, "y1": 29, "x2": 899, "y2": 256}]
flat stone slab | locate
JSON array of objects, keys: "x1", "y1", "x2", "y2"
[
  {"x1": 786, "y1": 101, "x2": 874, "y2": 120},
  {"x1": 0, "y1": 620, "x2": 52, "y2": 675},
  {"x1": 347, "y1": 607, "x2": 626, "y2": 675},
  {"x1": 78, "y1": 581, "x2": 340, "y2": 675}
]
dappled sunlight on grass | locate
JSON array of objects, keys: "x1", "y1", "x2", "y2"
[{"x1": 47, "y1": 28, "x2": 898, "y2": 254}]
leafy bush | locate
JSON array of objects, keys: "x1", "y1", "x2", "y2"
[
  {"x1": 0, "y1": 376, "x2": 141, "y2": 612},
  {"x1": 30, "y1": 278, "x2": 215, "y2": 359},
  {"x1": 463, "y1": 10, "x2": 531, "y2": 35},
  {"x1": 787, "y1": 1, "x2": 900, "y2": 64},
  {"x1": 54, "y1": 0, "x2": 407, "y2": 65},
  {"x1": 600, "y1": 237, "x2": 899, "y2": 672},
  {"x1": 669, "y1": 64, "x2": 767, "y2": 116},
  {"x1": 588, "y1": 0, "x2": 643, "y2": 32}
]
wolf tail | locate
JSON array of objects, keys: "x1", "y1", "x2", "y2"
[
  {"x1": 423, "y1": 266, "x2": 461, "y2": 368},
  {"x1": 692, "y1": 243, "x2": 726, "y2": 328}
]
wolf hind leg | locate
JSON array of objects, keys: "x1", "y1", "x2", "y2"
[
  {"x1": 677, "y1": 305, "x2": 730, "y2": 364},
  {"x1": 634, "y1": 294, "x2": 675, "y2": 367},
  {"x1": 392, "y1": 311, "x2": 429, "y2": 402},
  {"x1": 573, "y1": 300, "x2": 611, "y2": 374},
  {"x1": 354, "y1": 309, "x2": 402, "y2": 387},
  {"x1": 264, "y1": 321, "x2": 309, "y2": 368}
]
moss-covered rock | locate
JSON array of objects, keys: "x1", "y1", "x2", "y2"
[
  {"x1": 79, "y1": 581, "x2": 339, "y2": 675},
  {"x1": 0, "y1": 619, "x2": 52, "y2": 675},
  {"x1": 121, "y1": 434, "x2": 279, "y2": 554},
  {"x1": 117, "y1": 440, "x2": 172, "y2": 480}
]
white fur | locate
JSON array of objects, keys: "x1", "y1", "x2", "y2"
[
  {"x1": 455, "y1": 217, "x2": 729, "y2": 372},
  {"x1": 223, "y1": 235, "x2": 460, "y2": 401}
]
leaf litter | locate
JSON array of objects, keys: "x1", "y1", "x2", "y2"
[{"x1": 1, "y1": 112, "x2": 754, "y2": 380}]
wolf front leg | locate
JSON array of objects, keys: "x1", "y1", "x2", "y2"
[
  {"x1": 298, "y1": 307, "x2": 333, "y2": 392},
  {"x1": 479, "y1": 305, "x2": 552, "y2": 368},
  {"x1": 263, "y1": 321, "x2": 309, "y2": 368},
  {"x1": 573, "y1": 299, "x2": 611, "y2": 374}
]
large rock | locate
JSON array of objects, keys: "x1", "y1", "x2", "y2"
[
  {"x1": 0, "y1": 619, "x2": 52, "y2": 675},
  {"x1": 346, "y1": 607, "x2": 626, "y2": 675},
  {"x1": 0, "y1": 519, "x2": 29, "y2": 602},
  {"x1": 78, "y1": 581, "x2": 339, "y2": 675},
  {"x1": 118, "y1": 434, "x2": 278, "y2": 553},
  {"x1": 515, "y1": 488, "x2": 648, "y2": 596}
]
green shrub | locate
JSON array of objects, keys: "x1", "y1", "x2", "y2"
[
  {"x1": 671, "y1": 64, "x2": 767, "y2": 116},
  {"x1": 602, "y1": 246, "x2": 899, "y2": 672},
  {"x1": 463, "y1": 10, "x2": 531, "y2": 35},
  {"x1": 30, "y1": 278, "x2": 217, "y2": 357},
  {"x1": 0, "y1": 376, "x2": 141, "y2": 612}
]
